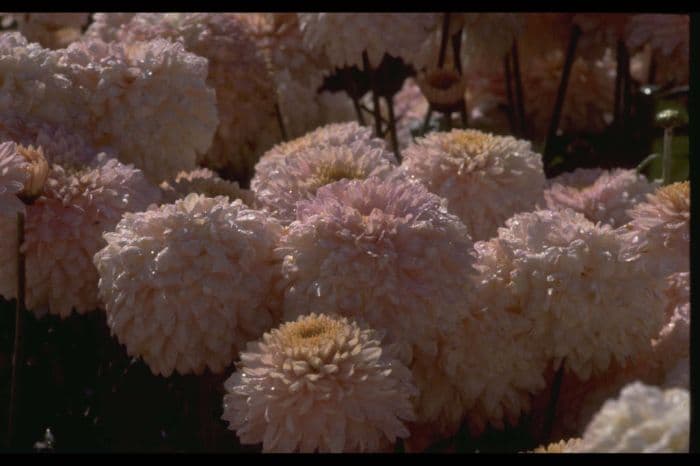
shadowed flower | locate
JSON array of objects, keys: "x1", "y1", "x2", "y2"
[
  {"x1": 94, "y1": 194, "x2": 282, "y2": 376},
  {"x1": 0, "y1": 141, "x2": 29, "y2": 217},
  {"x1": 401, "y1": 129, "x2": 545, "y2": 241},
  {"x1": 159, "y1": 168, "x2": 253, "y2": 206},
  {"x1": 545, "y1": 168, "x2": 659, "y2": 227},
  {"x1": 222, "y1": 313, "x2": 416, "y2": 452},
  {"x1": 0, "y1": 154, "x2": 161, "y2": 318},
  {"x1": 2, "y1": 13, "x2": 89, "y2": 49}
]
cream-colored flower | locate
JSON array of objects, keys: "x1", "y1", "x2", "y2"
[
  {"x1": 2, "y1": 13, "x2": 89, "y2": 49},
  {"x1": 94, "y1": 194, "x2": 282, "y2": 376},
  {"x1": 0, "y1": 141, "x2": 28, "y2": 217},
  {"x1": 159, "y1": 168, "x2": 253, "y2": 206},
  {"x1": 401, "y1": 129, "x2": 545, "y2": 241},
  {"x1": 622, "y1": 182, "x2": 690, "y2": 278},
  {"x1": 532, "y1": 438, "x2": 582, "y2": 453},
  {"x1": 575, "y1": 382, "x2": 689, "y2": 452},
  {"x1": 222, "y1": 313, "x2": 416, "y2": 452}
]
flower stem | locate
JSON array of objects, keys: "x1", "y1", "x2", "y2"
[
  {"x1": 274, "y1": 102, "x2": 288, "y2": 142},
  {"x1": 362, "y1": 51, "x2": 383, "y2": 138},
  {"x1": 352, "y1": 96, "x2": 367, "y2": 126},
  {"x1": 543, "y1": 25, "x2": 582, "y2": 168},
  {"x1": 542, "y1": 362, "x2": 565, "y2": 444},
  {"x1": 511, "y1": 39, "x2": 526, "y2": 138},
  {"x1": 385, "y1": 95, "x2": 401, "y2": 161},
  {"x1": 503, "y1": 52, "x2": 517, "y2": 134},
  {"x1": 662, "y1": 127, "x2": 673, "y2": 185},
  {"x1": 422, "y1": 105, "x2": 434, "y2": 133},
  {"x1": 437, "y1": 13, "x2": 451, "y2": 69},
  {"x1": 7, "y1": 211, "x2": 26, "y2": 450}
]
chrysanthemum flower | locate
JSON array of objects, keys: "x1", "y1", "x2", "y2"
[
  {"x1": 575, "y1": 382, "x2": 689, "y2": 452},
  {"x1": 94, "y1": 194, "x2": 282, "y2": 376},
  {"x1": 626, "y1": 14, "x2": 689, "y2": 85},
  {"x1": 401, "y1": 129, "x2": 545, "y2": 241},
  {"x1": 652, "y1": 272, "x2": 689, "y2": 385},
  {"x1": 255, "y1": 122, "x2": 388, "y2": 179},
  {"x1": 573, "y1": 14, "x2": 632, "y2": 61},
  {"x1": 106, "y1": 13, "x2": 278, "y2": 181},
  {"x1": 159, "y1": 168, "x2": 253, "y2": 206},
  {"x1": 545, "y1": 168, "x2": 659, "y2": 227},
  {"x1": 246, "y1": 13, "x2": 355, "y2": 139},
  {"x1": 277, "y1": 177, "x2": 474, "y2": 438},
  {"x1": 0, "y1": 141, "x2": 29, "y2": 217},
  {"x1": 1, "y1": 32, "x2": 219, "y2": 182},
  {"x1": 459, "y1": 14, "x2": 523, "y2": 67},
  {"x1": 252, "y1": 143, "x2": 398, "y2": 225},
  {"x1": 83, "y1": 13, "x2": 136, "y2": 42},
  {"x1": 532, "y1": 438, "x2": 582, "y2": 453},
  {"x1": 622, "y1": 181, "x2": 690, "y2": 277},
  {"x1": 472, "y1": 208, "x2": 665, "y2": 381},
  {"x1": 0, "y1": 154, "x2": 161, "y2": 318},
  {"x1": 298, "y1": 13, "x2": 435, "y2": 69},
  {"x1": 391, "y1": 78, "x2": 429, "y2": 149},
  {"x1": 222, "y1": 313, "x2": 416, "y2": 452},
  {"x1": 2, "y1": 13, "x2": 89, "y2": 49}
]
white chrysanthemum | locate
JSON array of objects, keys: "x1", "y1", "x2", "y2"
[
  {"x1": 575, "y1": 382, "x2": 689, "y2": 452},
  {"x1": 472, "y1": 208, "x2": 665, "y2": 381},
  {"x1": 460, "y1": 14, "x2": 523, "y2": 67},
  {"x1": 109, "y1": 13, "x2": 278, "y2": 181},
  {"x1": 401, "y1": 129, "x2": 545, "y2": 241},
  {"x1": 622, "y1": 182, "x2": 690, "y2": 278},
  {"x1": 545, "y1": 168, "x2": 659, "y2": 227},
  {"x1": 94, "y1": 194, "x2": 282, "y2": 376},
  {"x1": 0, "y1": 154, "x2": 161, "y2": 318},
  {"x1": 663, "y1": 357, "x2": 689, "y2": 390},
  {"x1": 277, "y1": 178, "x2": 474, "y2": 437},
  {"x1": 298, "y1": 13, "x2": 436, "y2": 68},
  {"x1": 2, "y1": 13, "x2": 89, "y2": 49},
  {"x1": 626, "y1": 14, "x2": 689, "y2": 84},
  {"x1": 1, "y1": 113, "x2": 104, "y2": 167},
  {"x1": 222, "y1": 313, "x2": 416, "y2": 452},
  {"x1": 254, "y1": 121, "x2": 388, "y2": 184},
  {"x1": 391, "y1": 78, "x2": 429, "y2": 149},
  {"x1": 1, "y1": 32, "x2": 219, "y2": 182},
  {"x1": 159, "y1": 168, "x2": 253, "y2": 206},
  {"x1": 252, "y1": 143, "x2": 398, "y2": 225},
  {"x1": 0, "y1": 140, "x2": 28, "y2": 217}
]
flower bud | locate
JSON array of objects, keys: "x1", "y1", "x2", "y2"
[{"x1": 17, "y1": 145, "x2": 49, "y2": 204}]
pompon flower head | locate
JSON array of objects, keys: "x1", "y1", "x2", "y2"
[
  {"x1": 252, "y1": 143, "x2": 398, "y2": 225},
  {"x1": 106, "y1": 13, "x2": 278, "y2": 182},
  {"x1": 83, "y1": 13, "x2": 136, "y2": 42},
  {"x1": 0, "y1": 113, "x2": 106, "y2": 167},
  {"x1": 532, "y1": 438, "x2": 582, "y2": 453},
  {"x1": 459, "y1": 14, "x2": 523, "y2": 67},
  {"x1": 574, "y1": 382, "x2": 689, "y2": 452},
  {"x1": 0, "y1": 32, "x2": 218, "y2": 182},
  {"x1": 652, "y1": 272, "x2": 689, "y2": 386},
  {"x1": 0, "y1": 154, "x2": 161, "y2": 318},
  {"x1": 545, "y1": 168, "x2": 659, "y2": 227},
  {"x1": 0, "y1": 141, "x2": 29, "y2": 217},
  {"x1": 255, "y1": 122, "x2": 388, "y2": 178},
  {"x1": 222, "y1": 313, "x2": 416, "y2": 452},
  {"x1": 472, "y1": 209, "x2": 665, "y2": 381},
  {"x1": 391, "y1": 78, "x2": 429, "y2": 149},
  {"x1": 626, "y1": 14, "x2": 689, "y2": 85},
  {"x1": 298, "y1": 13, "x2": 436, "y2": 69},
  {"x1": 159, "y1": 168, "x2": 253, "y2": 206},
  {"x1": 94, "y1": 194, "x2": 282, "y2": 377},
  {"x1": 277, "y1": 177, "x2": 474, "y2": 438},
  {"x1": 401, "y1": 129, "x2": 545, "y2": 241},
  {"x1": 622, "y1": 181, "x2": 690, "y2": 278},
  {"x1": 2, "y1": 13, "x2": 89, "y2": 49},
  {"x1": 14, "y1": 144, "x2": 48, "y2": 203}
]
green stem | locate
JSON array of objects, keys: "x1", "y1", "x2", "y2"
[{"x1": 662, "y1": 127, "x2": 673, "y2": 185}]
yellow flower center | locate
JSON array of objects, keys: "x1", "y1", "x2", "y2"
[
  {"x1": 657, "y1": 181, "x2": 690, "y2": 212},
  {"x1": 282, "y1": 315, "x2": 344, "y2": 349}
]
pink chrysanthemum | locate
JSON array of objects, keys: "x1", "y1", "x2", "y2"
[
  {"x1": 0, "y1": 141, "x2": 29, "y2": 217},
  {"x1": 653, "y1": 272, "x2": 689, "y2": 385},
  {"x1": 101, "y1": 13, "x2": 278, "y2": 180},
  {"x1": 622, "y1": 182, "x2": 690, "y2": 278},
  {"x1": 94, "y1": 194, "x2": 282, "y2": 376},
  {"x1": 472, "y1": 208, "x2": 665, "y2": 381},
  {"x1": 252, "y1": 143, "x2": 398, "y2": 225},
  {"x1": 2, "y1": 13, "x2": 89, "y2": 49},
  {"x1": 298, "y1": 13, "x2": 436, "y2": 68},
  {"x1": 545, "y1": 168, "x2": 659, "y2": 227},
  {"x1": 401, "y1": 129, "x2": 545, "y2": 241},
  {"x1": 0, "y1": 154, "x2": 161, "y2": 318},
  {"x1": 222, "y1": 313, "x2": 416, "y2": 452},
  {"x1": 277, "y1": 177, "x2": 474, "y2": 437},
  {"x1": 626, "y1": 14, "x2": 689, "y2": 85},
  {"x1": 1, "y1": 32, "x2": 219, "y2": 182},
  {"x1": 159, "y1": 168, "x2": 253, "y2": 206}
]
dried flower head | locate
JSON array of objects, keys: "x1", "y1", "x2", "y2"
[
  {"x1": 222, "y1": 313, "x2": 416, "y2": 452},
  {"x1": 402, "y1": 129, "x2": 545, "y2": 241}
]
